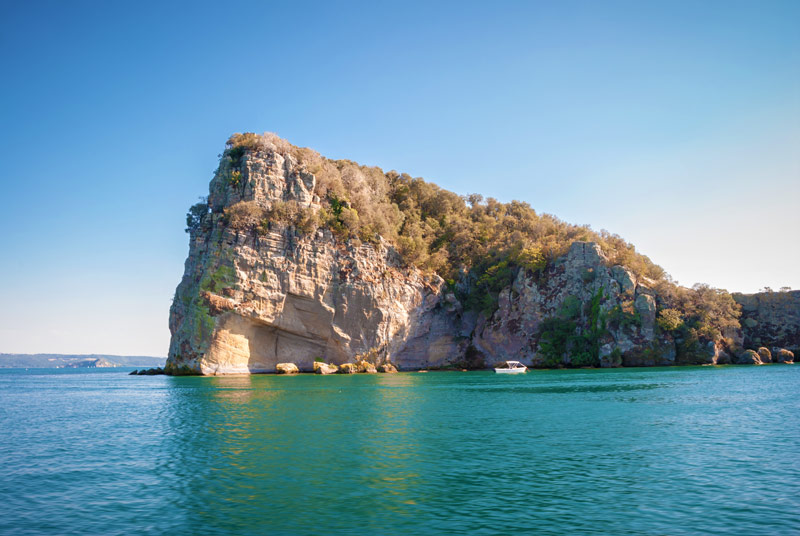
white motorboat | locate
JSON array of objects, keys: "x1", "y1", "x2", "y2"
[{"x1": 493, "y1": 360, "x2": 527, "y2": 374}]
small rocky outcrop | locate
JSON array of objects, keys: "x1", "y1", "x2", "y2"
[
  {"x1": 378, "y1": 363, "x2": 398, "y2": 373},
  {"x1": 757, "y1": 347, "x2": 772, "y2": 364},
  {"x1": 337, "y1": 363, "x2": 357, "y2": 374},
  {"x1": 775, "y1": 349, "x2": 794, "y2": 363},
  {"x1": 130, "y1": 367, "x2": 165, "y2": 375},
  {"x1": 313, "y1": 361, "x2": 339, "y2": 374},
  {"x1": 275, "y1": 363, "x2": 299, "y2": 374},
  {"x1": 356, "y1": 360, "x2": 377, "y2": 373},
  {"x1": 736, "y1": 349, "x2": 762, "y2": 365}
]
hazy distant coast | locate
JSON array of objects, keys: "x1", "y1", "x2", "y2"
[{"x1": 0, "y1": 354, "x2": 166, "y2": 369}]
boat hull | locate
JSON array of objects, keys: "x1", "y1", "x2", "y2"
[{"x1": 494, "y1": 367, "x2": 527, "y2": 374}]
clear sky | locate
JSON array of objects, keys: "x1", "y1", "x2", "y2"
[{"x1": 1, "y1": 1, "x2": 798, "y2": 356}]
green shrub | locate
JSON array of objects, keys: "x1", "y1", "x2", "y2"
[
  {"x1": 515, "y1": 245, "x2": 546, "y2": 273},
  {"x1": 463, "y1": 259, "x2": 517, "y2": 314},
  {"x1": 185, "y1": 198, "x2": 209, "y2": 233},
  {"x1": 607, "y1": 302, "x2": 640, "y2": 329},
  {"x1": 559, "y1": 296, "x2": 582, "y2": 319},
  {"x1": 657, "y1": 308, "x2": 683, "y2": 332},
  {"x1": 537, "y1": 317, "x2": 576, "y2": 367}
]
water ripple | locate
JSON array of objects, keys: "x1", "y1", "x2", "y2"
[{"x1": 0, "y1": 367, "x2": 799, "y2": 535}]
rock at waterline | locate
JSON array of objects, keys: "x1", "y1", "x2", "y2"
[
  {"x1": 337, "y1": 363, "x2": 357, "y2": 374},
  {"x1": 275, "y1": 363, "x2": 299, "y2": 375},
  {"x1": 736, "y1": 349, "x2": 762, "y2": 365},
  {"x1": 356, "y1": 360, "x2": 378, "y2": 374},
  {"x1": 313, "y1": 362, "x2": 338, "y2": 375},
  {"x1": 775, "y1": 349, "x2": 794, "y2": 363}
]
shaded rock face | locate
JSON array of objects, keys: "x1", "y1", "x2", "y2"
[
  {"x1": 472, "y1": 242, "x2": 675, "y2": 368},
  {"x1": 733, "y1": 291, "x2": 800, "y2": 351},
  {"x1": 168, "y1": 149, "x2": 465, "y2": 374}
]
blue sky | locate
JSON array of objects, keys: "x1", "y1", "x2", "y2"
[{"x1": 1, "y1": 0, "x2": 798, "y2": 356}]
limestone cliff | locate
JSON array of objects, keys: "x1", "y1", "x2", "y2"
[
  {"x1": 167, "y1": 135, "x2": 795, "y2": 374},
  {"x1": 168, "y1": 145, "x2": 464, "y2": 374}
]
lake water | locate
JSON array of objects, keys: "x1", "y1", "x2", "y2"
[{"x1": 1, "y1": 366, "x2": 798, "y2": 535}]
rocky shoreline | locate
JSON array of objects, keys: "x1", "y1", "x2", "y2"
[{"x1": 132, "y1": 353, "x2": 795, "y2": 377}]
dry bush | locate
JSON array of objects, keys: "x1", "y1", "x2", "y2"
[{"x1": 224, "y1": 201, "x2": 265, "y2": 230}]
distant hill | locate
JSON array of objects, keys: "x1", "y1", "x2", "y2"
[{"x1": 0, "y1": 354, "x2": 166, "y2": 368}]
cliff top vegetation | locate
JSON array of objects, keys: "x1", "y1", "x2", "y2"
[{"x1": 218, "y1": 133, "x2": 666, "y2": 280}]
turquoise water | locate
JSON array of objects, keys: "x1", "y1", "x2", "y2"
[{"x1": 1, "y1": 366, "x2": 798, "y2": 535}]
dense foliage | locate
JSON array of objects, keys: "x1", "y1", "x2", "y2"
[
  {"x1": 652, "y1": 282, "x2": 742, "y2": 358},
  {"x1": 538, "y1": 289, "x2": 607, "y2": 367}
]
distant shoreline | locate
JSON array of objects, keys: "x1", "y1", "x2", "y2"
[{"x1": 0, "y1": 353, "x2": 166, "y2": 369}]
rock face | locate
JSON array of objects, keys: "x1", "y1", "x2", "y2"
[
  {"x1": 471, "y1": 242, "x2": 680, "y2": 368},
  {"x1": 733, "y1": 291, "x2": 800, "y2": 351},
  {"x1": 168, "y1": 147, "x2": 465, "y2": 375},
  {"x1": 167, "y1": 140, "x2": 798, "y2": 375}
]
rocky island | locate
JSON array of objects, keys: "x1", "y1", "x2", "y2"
[{"x1": 166, "y1": 133, "x2": 798, "y2": 375}]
